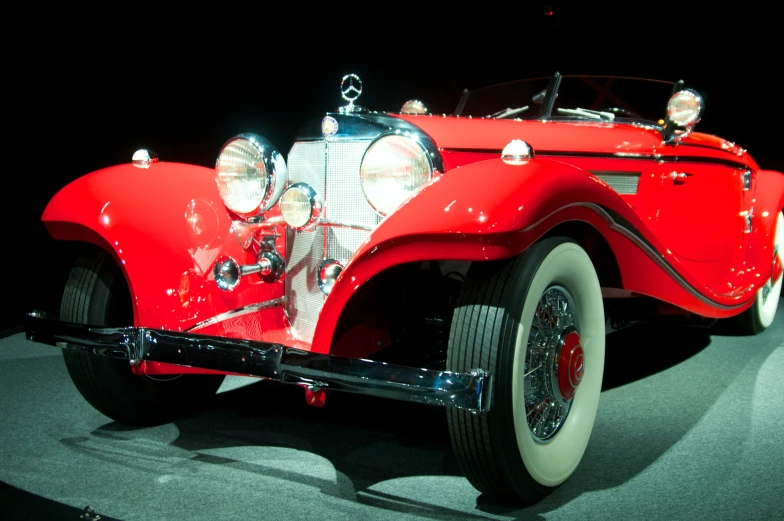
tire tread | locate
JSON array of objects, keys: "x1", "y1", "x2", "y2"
[{"x1": 447, "y1": 238, "x2": 578, "y2": 502}]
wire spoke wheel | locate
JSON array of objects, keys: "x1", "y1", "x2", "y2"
[{"x1": 525, "y1": 285, "x2": 580, "y2": 442}]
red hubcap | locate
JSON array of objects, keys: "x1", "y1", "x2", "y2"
[{"x1": 557, "y1": 331, "x2": 584, "y2": 401}]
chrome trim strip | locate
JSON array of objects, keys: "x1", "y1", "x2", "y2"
[
  {"x1": 439, "y1": 149, "x2": 751, "y2": 170},
  {"x1": 318, "y1": 219, "x2": 373, "y2": 231},
  {"x1": 612, "y1": 152, "x2": 650, "y2": 157},
  {"x1": 522, "y1": 202, "x2": 747, "y2": 310},
  {"x1": 231, "y1": 215, "x2": 376, "y2": 238},
  {"x1": 186, "y1": 297, "x2": 285, "y2": 332},
  {"x1": 24, "y1": 314, "x2": 492, "y2": 413},
  {"x1": 581, "y1": 203, "x2": 747, "y2": 310}
]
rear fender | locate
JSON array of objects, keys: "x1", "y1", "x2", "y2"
[
  {"x1": 43, "y1": 161, "x2": 284, "y2": 330},
  {"x1": 312, "y1": 157, "x2": 742, "y2": 353}
]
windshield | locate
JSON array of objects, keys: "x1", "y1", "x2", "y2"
[{"x1": 457, "y1": 75, "x2": 676, "y2": 126}]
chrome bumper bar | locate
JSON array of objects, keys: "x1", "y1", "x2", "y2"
[{"x1": 24, "y1": 313, "x2": 492, "y2": 413}]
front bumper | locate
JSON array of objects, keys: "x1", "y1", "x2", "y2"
[{"x1": 24, "y1": 313, "x2": 492, "y2": 413}]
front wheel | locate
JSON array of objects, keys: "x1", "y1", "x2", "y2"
[
  {"x1": 447, "y1": 237, "x2": 605, "y2": 502},
  {"x1": 60, "y1": 248, "x2": 225, "y2": 426}
]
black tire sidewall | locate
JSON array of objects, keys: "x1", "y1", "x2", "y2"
[{"x1": 61, "y1": 249, "x2": 223, "y2": 426}]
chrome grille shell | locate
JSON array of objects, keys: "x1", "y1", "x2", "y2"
[
  {"x1": 283, "y1": 113, "x2": 444, "y2": 342},
  {"x1": 285, "y1": 139, "x2": 381, "y2": 340}
]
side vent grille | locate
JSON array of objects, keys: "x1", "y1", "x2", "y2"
[{"x1": 590, "y1": 171, "x2": 641, "y2": 195}]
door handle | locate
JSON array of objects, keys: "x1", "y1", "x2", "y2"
[{"x1": 670, "y1": 171, "x2": 691, "y2": 184}]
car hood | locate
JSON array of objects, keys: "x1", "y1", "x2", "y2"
[{"x1": 392, "y1": 113, "x2": 665, "y2": 156}]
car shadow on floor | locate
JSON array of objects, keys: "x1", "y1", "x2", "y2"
[
  {"x1": 88, "y1": 322, "x2": 715, "y2": 519},
  {"x1": 601, "y1": 321, "x2": 713, "y2": 391}
]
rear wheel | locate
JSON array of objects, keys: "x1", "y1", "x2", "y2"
[
  {"x1": 730, "y1": 210, "x2": 783, "y2": 335},
  {"x1": 446, "y1": 237, "x2": 605, "y2": 502},
  {"x1": 61, "y1": 248, "x2": 224, "y2": 426}
]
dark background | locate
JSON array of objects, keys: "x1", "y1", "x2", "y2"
[{"x1": 4, "y1": 5, "x2": 781, "y2": 330}]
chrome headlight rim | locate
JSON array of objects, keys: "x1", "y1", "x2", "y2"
[
  {"x1": 359, "y1": 131, "x2": 436, "y2": 216},
  {"x1": 215, "y1": 133, "x2": 289, "y2": 220},
  {"x1": 279, "y1": 182, "x2": 323, "y2": 231}
]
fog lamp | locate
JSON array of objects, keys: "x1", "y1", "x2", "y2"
[{"x1": 279, "y1": 183, "x2": 322, "y2": 231}]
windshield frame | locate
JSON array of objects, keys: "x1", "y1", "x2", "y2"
[{"x1": 455, "y1": 73, "x2": 678, "y2": 130}]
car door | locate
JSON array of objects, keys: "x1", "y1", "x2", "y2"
[{"x1": 652, "y1": 160, "x2": 746, "y2": 263}]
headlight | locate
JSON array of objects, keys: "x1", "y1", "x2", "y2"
[
  {"x1": 215, "y1": 133, "x2": 288, "y2": 217},
  {"x1": 667, "y1": 89, "x2": 703, "y2": 128},
  {"x1": 360, "y1": 134, "x2": 433, "y2": 215}
]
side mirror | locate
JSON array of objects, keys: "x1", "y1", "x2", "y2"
[{"x1": 662, "y1": 88, "x2": 704, "y2": 144}]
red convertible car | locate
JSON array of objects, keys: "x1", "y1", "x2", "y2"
[{"x1": 25, "y1": 72, "x2": 784, "y2": 503}]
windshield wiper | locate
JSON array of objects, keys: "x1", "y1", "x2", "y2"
[
  {"x1": 556, "y1": 107, "x2": 615, "y2": 120},
  {"x1": 487, "y1": 106, "x2": 529, "y2": 119}
]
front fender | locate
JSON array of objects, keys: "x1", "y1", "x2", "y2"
[
  {"x1": 312, "y1": 157, "x2": 712, "y2": 352},
  {"x1": 43, "y1": 161, "x2": 284, "y2": 330}
]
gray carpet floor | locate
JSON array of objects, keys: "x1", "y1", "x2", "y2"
[{"x1": 1, "y1": 305, "x2": 782, "y2": 521}]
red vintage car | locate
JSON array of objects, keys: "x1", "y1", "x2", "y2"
[{"x1": 24, "y1": 72, "x2": 784, "y2": 503}]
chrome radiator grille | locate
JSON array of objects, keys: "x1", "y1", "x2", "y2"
[{"x1": 285, "y1": 139, "x2": 381, "y2": 341}]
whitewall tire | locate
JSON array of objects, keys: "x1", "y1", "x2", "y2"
[{"x1": 446, "y1": 237, "x2": 605, "y2": 502}]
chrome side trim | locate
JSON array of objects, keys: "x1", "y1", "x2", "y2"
[
  {"x1": 318, "y1": 219, "x2": 374, "y2": 232},
  {"x1": 24, "y1": 314, "x2": 492, "y2": 413},
  {"x1": 439, "y1": 149, "x2": 751, "y2": 171},
  {"x1": 521, "y1": 202, "x2": 747, "y2": 310},
  {"x1": 186, "y1": 297, "x2": 285, "y2": 332},
  {"x1": 580, "y1": 203, "x2": 748, "y2": 310},
  {"x1": 613, "y1": 152, "x2": 653, "y2": 158}
]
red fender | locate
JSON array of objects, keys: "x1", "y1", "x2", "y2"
[
  {"x1": 42, "y1": 161, "x2": 284, "y2": 331},
  {"x1": 311, "y1": 157, "x2": 760, "y2": 353}
]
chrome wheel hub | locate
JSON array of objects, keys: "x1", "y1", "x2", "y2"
[
  {"x1": 554, "y1": 328, "x2": 584, "y2": 402},
  {"x1": 524, "y1": 285, "x2": 581, "y2": 443}
]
